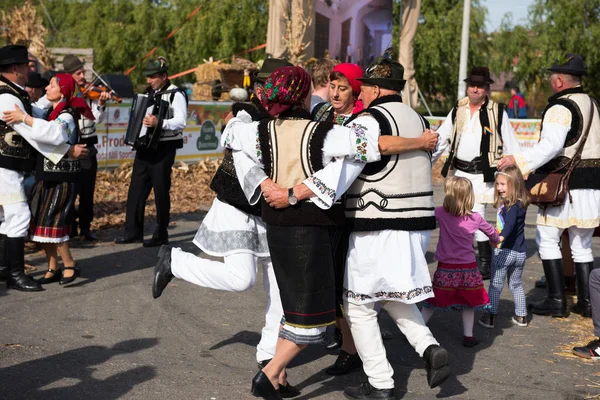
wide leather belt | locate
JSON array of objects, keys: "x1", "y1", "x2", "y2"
[{"x1": 454, "y1": 157, "x2": 483, "y2": 174}]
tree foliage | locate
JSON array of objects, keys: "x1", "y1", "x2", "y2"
[
  {"x1": 1, "y1": 0, "x2": 268, "y2": 86},
  {"x1": 491, "y1": 0, "x2": 600, "y2": 112}
]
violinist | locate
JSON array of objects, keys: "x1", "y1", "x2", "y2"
[
  {"x1": 63, "y1": 55, "x2": 109, "y2": 241},
  {"x1": 115, "y1": 57, "x2": 187, "y2": 247}
]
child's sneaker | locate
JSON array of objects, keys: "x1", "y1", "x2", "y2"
[
  {"x1": 573, "y1": 338, "x2": 600, "y2": 360},
  {"x1": 512, "y1": 315, "x2": 528, "y2": 327},
  {"x1": 478, "y1": 313, "x2": 495, "y2": 328},
  {"x1": 462, "y1": 336, "x2": 479, "y2": 347}
]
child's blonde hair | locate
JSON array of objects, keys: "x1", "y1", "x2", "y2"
[
  {"x1": 443, "y1": 176, "x2": 474, "y2": 216},
  {"x1": 494, "y1": 165, "x2": 530, "y2": 209}
]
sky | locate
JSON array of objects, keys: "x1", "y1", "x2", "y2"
[{"x1": 482, "y1": 0, "x2": 535, "y2": 32}]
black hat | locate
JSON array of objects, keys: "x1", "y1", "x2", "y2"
[
  {"x1": 26, "y1": 72, "x2": 48, "y2": 88},
  {"x1": 63, "y1": 54, "x2": 86, "y2": 73},
  {"x1": 547, "y1": 53, "x2": 587, "y2": 76},
  {"x1": 143, "y1": 57, "x2": 169, "y2": 76},
  {"x1": 255, "y1": 58, "x2": 293, "y2": 82},
  {"x1": 358, "y1": 57, "x2": 406, "y2": 92},
  {"x1": 464, "y1": 67, "x2": 494, "y2": 85},
  {"x1": 0, "y1": 45, "x2": 29, "y2": 66}
]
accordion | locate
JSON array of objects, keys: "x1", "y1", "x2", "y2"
[{"x1": 125, "y1": 93, "x2": 169, "y2": 151}]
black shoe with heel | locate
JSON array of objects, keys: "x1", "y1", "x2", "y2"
[
  {"x1": 60, "y1": 266, "x2": 80, "y2": 285},
  {"x1": 326, "y1": 350, "x2": 362, "y2": 376},
  {"x1": 256, "y1": 359, "x2": 300, "y2": 398},
  {"x1": 36, "y1": 268, "x2": 61, "y2": 284},
  {"x1": 251, "y1": 370, "x2": 282, "y2": 400}
]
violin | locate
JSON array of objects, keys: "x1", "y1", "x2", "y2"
[{"x1": 80, "y1": 85, "x2": 122, "y2": 103}]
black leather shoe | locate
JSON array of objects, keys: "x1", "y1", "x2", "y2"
[
  {"x1": 477, "y1": 241, "x2": 492, "y2": 280},
  {"x1": 60, "y1": 266, "x2": 80, "y2": 285},
  {"x1": 114, "y1": 235, "x2": 142, "y2": 244},
  {"x1": 36, "y1": 268, "x2": 61, "y2": 284},
  {"x1": 325, "y1": 327, "x2": 343, "y2": 351},
  {"x1": 143, "y1": 238, "x2": 169, "y2": 248},
  {"x1": 9, "y1": 273, "x2": 44, "y2": 291},
  {"x1": 529, "y1": 259, "x2": 569, "y2": 317},
  {"x1": 326, "y1": 350, "x2": 362, "y2": 376},
  {"x1": 152, "y1": 245, "x2": 173, "y2": 299},
  {"x1": 256, "y1": 359, "x2": 300, "y2": 398},
  {"x1": 343, "y1": 382, "x2": 394, "y2": 399},
  {"x1": 251, "y1": 371, "x2": 282, "y2": 400},
  {"x1": 6, "y1": 237, "x2": 44, "y2": 292},
  {"x1": 80, "y1": 229, "x2": 98, "y2": 241},
  {"x1": 423, "y1": 344, "x2": 450, "y2": 388}
]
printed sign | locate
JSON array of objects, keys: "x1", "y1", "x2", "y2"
[{"x1": 94, "y1": 102, "x2": 543, "y2": 168}]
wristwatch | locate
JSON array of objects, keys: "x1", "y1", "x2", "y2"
[{"x1": 288, "y1": 188, "x2": 298, "y2": 206}]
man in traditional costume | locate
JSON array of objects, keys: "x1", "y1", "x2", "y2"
[
  {"x1": 222, "y1": 65, "x2": 382, "y2": 400},
  {"x1": 115, "y1": 57, "x2": 187, "y2": 247},
  {"x1": 0, "y1": 45, "x2": 87, "y2": 291},
  {"x1": 433, "y1": 67, "x2": 520, "y2": 279},
  {"x1": 151, "y1": 58, "x2": 301, "y2": 398},
  {"x1": 499, "y1": 53, "x2": 600, "y2": 318}
]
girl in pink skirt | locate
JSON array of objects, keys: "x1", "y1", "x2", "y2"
[{"x1": 421, "y1": 176, "x2": 501, "y2": 347}]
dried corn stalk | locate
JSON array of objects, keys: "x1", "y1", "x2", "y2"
[
  {"x1": 1, "y1": 1, "x2": 54, "y2": 69},
  {"x1": 284, "y1": 0, "x2": 314, "y2": 65}
]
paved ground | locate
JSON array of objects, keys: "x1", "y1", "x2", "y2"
[{"x1": 1, "y1": 184, "x2": 599, "y2": 400}]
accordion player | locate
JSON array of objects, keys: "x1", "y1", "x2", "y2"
[{"x1": 125, "y1": 93, "x2": 170, "y2": 151}]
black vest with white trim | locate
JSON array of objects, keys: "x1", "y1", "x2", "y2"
[{"x1": 0, "y1": 75, "x2": 35, "y2": 173}]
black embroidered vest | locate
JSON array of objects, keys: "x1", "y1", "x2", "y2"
[
  {"x1": 36, "y1": 108, "x2": 81, "y2": 182},
  {"x1": 0, "y1": 75, "x2": 35, "y2": 173}
]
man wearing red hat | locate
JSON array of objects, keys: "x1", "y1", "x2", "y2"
[
  {"x1": 433, "y1": 66, "x2": 520, "y2": 280},
  {"x1": 499, "y1": 53, "x2": 600, "y2": 319}
]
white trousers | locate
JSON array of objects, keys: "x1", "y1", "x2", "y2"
[
  {"x1": 345, "y1": 300, "x2": 439, "y2": 390},
  {"x1": 170, "y1": 248, "x2": 283, "y2": 362},
  {"x1": 472, "y1": 202, "x2": 490, "y2": 242},
  {"x1": 536, "y1": 225, "x2": 595, "y2": 263},
  {"x1": 0, "y1": 201, "x2": 31, "y2": 238}
]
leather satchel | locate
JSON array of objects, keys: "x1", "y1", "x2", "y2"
[{"x1": 526, "y1": 99, "x2": 595, "y2": 208}]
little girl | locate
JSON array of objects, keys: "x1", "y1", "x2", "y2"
[
  {"x1": 422, "y1": 176, "x2": 500, "y2": 347},
  {"x1": 479, "y1": 166, "x2": 529, "y2": 328}
]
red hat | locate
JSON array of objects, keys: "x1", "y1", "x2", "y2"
[{"x1": 332, "y1": 63, "x2": 363, "y2": 95}]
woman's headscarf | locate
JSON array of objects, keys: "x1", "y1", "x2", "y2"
[
  {"x1": 48, "y1": 73, "x2": 95, "y2": 122},
  {"x1": 331, "y1": 63, "x2": 364, "y2": 114},
  {"x1": 257, "y1": 66, "x2": 312, "y2": 117}
]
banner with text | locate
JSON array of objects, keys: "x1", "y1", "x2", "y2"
[{"x1": 95, "y1": 102, "x2": 542, "y2": 168}]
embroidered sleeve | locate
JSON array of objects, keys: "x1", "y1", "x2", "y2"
[
  {"x1": 306, "y1": 175, "x2": 336, "y2": 203},
  {"x1": 350, "y1": 122, "x2": 369, "y2": 163},
  {"x1": 54, "y1": 117, "x2": 72, "y2": 137},
  {"x1": 544, "y1": 105, "x2": 572, "y2": 127}
]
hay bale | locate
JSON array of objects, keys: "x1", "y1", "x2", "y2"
[{"x1": 195, "y1": 63, "x2": 241, "y2": 84}]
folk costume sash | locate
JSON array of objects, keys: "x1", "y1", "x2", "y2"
[
  {"x1": 0, "y1": 74, "x2": 35, "y2": 172},
  {"x1": 442, "y1": 97, "x2": 506, "y2": 182},
  {"x1": 536, "y1": 87, "x2": 600, "y2": 190},
  {"x1": 345, "y1": 95, "x2": 436, "y2": 232}
]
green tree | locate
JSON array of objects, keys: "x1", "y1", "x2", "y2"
[
  {"x1": 491, "y1": 0, "x2": 600, "y2": 113},
  {"x1": 393, "y1": 0, "x2": 490, "y2": 112}
]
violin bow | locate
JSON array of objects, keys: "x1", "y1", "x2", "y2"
[{"x1": 88, "y1": 67, "x2": 121, "y2": 98}]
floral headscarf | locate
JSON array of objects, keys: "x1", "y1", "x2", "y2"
[
  {"x1": 48, "y1": 73, "x2": 95, "y2": 122},
  {"x1": 257, "y1": 66, "x2": 312, "y2": 117}
]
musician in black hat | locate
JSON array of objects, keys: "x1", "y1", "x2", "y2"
[
  {"x1": 115, "y1": 57, "x2": 187, "y2": 247},
  {"x1": 0, "y1": 44, "x2": 88, "y2": 291},
  {"x1": 432, "y1": 66, "x2": 520, "y2": 280},
  {"x1": 25, "y1": 72, "x2": 48, "y2": 103},
  {"x1": 499, "y1": 53, "x2": 600, "y2": 319}
]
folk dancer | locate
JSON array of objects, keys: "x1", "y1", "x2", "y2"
[
  {"x1": 432, "y1": 66, "x2": 520, "y2": 280},
  {"x1": 115, "y1": 57, "x2": 188, "y2": 247},
  {"x1": 0, "y1": 45, "x2": 88, "y2": 291},
  {"x1": 151, "y1": 58, "x2": 302, "y2": 398},
  {"x1": 499, "y1": 53, "x2": 600, "y2": 318},
  {"x1": 10, "y1": 74, "x2": 94, "y2": 285},
  {"x1": 222, "y1": 66, "x2": 382, "y2": 400}
]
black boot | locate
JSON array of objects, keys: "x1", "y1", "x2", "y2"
[
  {"x1": 6, "y1": 237, "x2": 43, "y2": 292},
  {"x1": 0, "y1": 233, "x2": 8, "y2": 281},
  {"x1": 477, "y1": 241, "x2": 492, "y2": 280},
  {"x1": 572, "y1": 262, "x2": 595, "y2": 318},
  {"x1": 529, "y1": 259, "x2": 568, "y2": 317}
]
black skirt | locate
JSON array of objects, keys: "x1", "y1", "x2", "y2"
[{"x1": 267, "y1": 224, "x2": 343, "y2": 329}]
